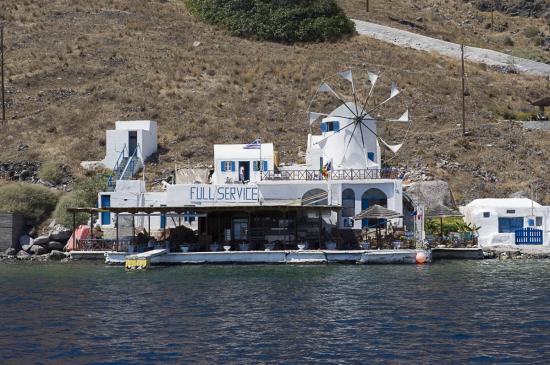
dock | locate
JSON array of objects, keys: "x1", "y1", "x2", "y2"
[
  {"x1": 431, "y1": 248, "x2": 484, "y2": 260},
  {"x1": 103, "y1": 249, "x2": 431, "y2": 266}
]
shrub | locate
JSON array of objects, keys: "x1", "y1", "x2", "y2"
[
  {"x1": 38, "y1": 161, "x2": 64, "y2": 184},
  {"x1": 53, "y1": 174, "x2": 109, "y2": 227},
  {"x1": 523, "y1": 26, "x2": 539, "y2": 38},
  {"x1": 0, "y1": 183, "x2": 58, "y2": 223},
  {"x1": 185, "y1": 0, "x2": 355, "y2": 43}
]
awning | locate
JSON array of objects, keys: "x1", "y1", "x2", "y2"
[{"x1": 353, "y1": 204, "x2": 402, "y2": 220}]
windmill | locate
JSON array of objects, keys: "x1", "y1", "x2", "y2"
[{"x1": 307, "y1": 69, "x2": 410, "y2": 170}]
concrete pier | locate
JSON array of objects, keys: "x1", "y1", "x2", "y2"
[
  {"x1": 104, "y1": 249, "x2": 431, "y2": 265},
  {"x1": 431, "y1": 248, "x2": 484, "y2": 260}
]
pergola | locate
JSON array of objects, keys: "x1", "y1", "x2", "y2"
[
  {"x1": 354, "y1": 204, "x2": 402, "y2": 249},
  {"x1": 425, "y1": 204, "x2": 463, "y2": 239},
  {"x1": 67, "y1": 203, "x2": 340, "y2": 251}
]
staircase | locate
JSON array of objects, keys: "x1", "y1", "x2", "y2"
[{"x1": 107, "y1": 145, "x2": 143, "y2": 191}]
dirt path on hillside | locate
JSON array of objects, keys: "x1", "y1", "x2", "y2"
[{"x1": 353, "y1": 19, "x2": 550, "y2": 77}]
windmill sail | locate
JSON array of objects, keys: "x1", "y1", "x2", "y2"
[
  {"x1": 389, "y1": 110, "x2": 409, "y2": 123},
  {"x1": 308, "y1": 112, "x2": 327, "y2": 124},
  {"x1": 380, "y1": 138, "x2": 403, "y2": 153}
]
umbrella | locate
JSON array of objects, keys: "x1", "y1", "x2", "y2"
[
  {"x1": 354, "y1": 205, "x2": 402, "y2": 249},
  {"x1": 425, "y1": 205, "x2": 463, "y2": 238}
]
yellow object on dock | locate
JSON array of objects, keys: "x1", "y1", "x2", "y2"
[
  {"x1": 124, "y1": 249, "x2": 168, "y2": 270},
  {"x1": 125, "y1": 257, "x2": 150, "y2": 270}
]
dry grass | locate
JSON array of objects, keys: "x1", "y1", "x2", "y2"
[
  {"x1": 337, "y1": 0, "x2": 550, "y2": 64},
  {"x1": 0, "y1": 0, "x2": 549, "y2": 204}
]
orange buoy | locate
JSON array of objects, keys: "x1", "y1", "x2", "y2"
[{"x1": 416, "y1": 251, "x2": 427, "y2": 264}]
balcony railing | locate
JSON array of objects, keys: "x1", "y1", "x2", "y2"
[{"x1": 260, "y1": 168, "x2": 401, "y2": 181}]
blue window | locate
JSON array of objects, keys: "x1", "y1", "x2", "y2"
[
  {"x1": 498, "y1": 217, "x2": 523, "y2": 233},
  {"x1": 160, "y1": 205, "x2": 167, "y2": 229},
  {"x1": 262, "y1": 160, "x2": 268, "y2": 171},
  {"x1": 320, "y1": 121, "x2": 340, "y2": 132},
  {"x1": 221, "y1": 161, "x2": 235, "y2": 172},
  {"x1": 367, "y1": 152, "x2": 375, "y2": 161},
  {"x1": 100, "y1": 195, "x2": 111, "y2": 225}
]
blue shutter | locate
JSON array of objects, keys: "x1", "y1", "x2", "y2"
[
  {"x1": 320, "y1": 123, "x2": 327, "y2": 132},
  {"x1": 367, "y1": 152, "x2": 375, "y2": 161},
  {"x1": 231, "y1": 161, "x2": 236, "y2": 171},
  {"x1": 334, "y1": 122, "x2": 340, "y2": 131},
  {"x1": 263, "y1": 160, "x2": 268, "y2": 171},
  {"x1": 221, "y1": 161, "x2": 226, "y2": 172}
]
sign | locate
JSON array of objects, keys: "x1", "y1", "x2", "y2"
[{"x1": 189, "y1": 184, "x2": 259, "y2": 203}]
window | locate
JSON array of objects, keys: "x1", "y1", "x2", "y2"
[
  {"x1": 367, "y1": 152, "x2": 375, "y2": 162},
  {"x1": 320, "y1": 121, "x2": 340, "y2": 132},
  {"x1": 498, "y1": 217, "x2": 523, "y2": 233},
  {"x1": 483, "y1": 212, "x2": 490, "y2": 218},
  {"x1": 221, "y1": 161, "x2": 235, "y2": 172},
  {"x1": 342, "y1": 189, "x2": 355, "y2": 218},
  {"x1": 536, "y1": 217, "x2": 543, "y2": 226},
  {"x1": 252, "y1": 161, "x2": 269, "y2": 171},
  {"x1": 506, "y1": 209, "x2": 515, "y2": 214}
]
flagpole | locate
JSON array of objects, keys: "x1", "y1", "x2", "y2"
[{"x1": 259, "y1": 137, "x2": 262, "y2": 181}]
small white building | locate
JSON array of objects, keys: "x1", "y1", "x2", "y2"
[
  {"x1": 211, "y1": 143, "x2": 274, "y2": 184},
  {"x1": 460, "y1": 198, "x2": 550, "y2": 246},
  {"x1": 103, "y1": 120, "x2": 158, "y2": 169}
]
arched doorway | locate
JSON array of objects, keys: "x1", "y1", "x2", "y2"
[
  {"x1": 342, "y1": 188, "x2": 355, "y2": 228},
  {"x1": 361, "y1": 188, "x2": 387, "y2": 228}
]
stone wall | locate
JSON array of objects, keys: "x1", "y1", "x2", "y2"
[{"x1": 0, "y1": 213, "x2": 25, "y2": 251}]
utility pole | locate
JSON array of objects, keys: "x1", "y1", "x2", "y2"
[
  {"x1": 1, "y1": 25, "x2": 5, "y2": 124},
  {"x1": 366, "y1": 0, "x2": 370, "y2": 13},
  {"x1": 461, "y1": 43, "x2": 466, "y2": 136}
]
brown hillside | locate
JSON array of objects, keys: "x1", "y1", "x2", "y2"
[{"x1": 0, "y1": 0, "x2": 549, "y2": 204}]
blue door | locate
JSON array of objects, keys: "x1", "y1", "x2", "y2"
[{"x1": 101, "y1": 195, "x2": 111, "y2": 225}]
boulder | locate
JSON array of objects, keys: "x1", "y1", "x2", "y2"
[
  {"x1": 17, "y1": 250, "x2": 31, "y2": 260},
  {"x1": 49, "y1": 250, "x2": 67, "y2": 260},
  {"x1": 19, "y1": 234, "x2": 33, "y2": 247},
  {"x1": 4, "y1": 247, "x2": 18, "y2": 256},
  {"x1": 22, "y1": 244, "x2": 34, "y2": 252},
  {"x1": 49, "y1": 224, "x2": 72, "y2": 241},
  {"x1": 33, "y1": 235, "x2": 50, "y2": 246},
  {"x1": 34, "y1": 254, "x2": 50, "y2": 261},
  {"x1": 29, "y1": 245, "x2": 48, "y2": 255},
  {"x1": 404, "y1": 180, "x2": 457, "y2": 210},
  {"x1": 47, "y1": 241, "x2": 64, "y2": 251}
]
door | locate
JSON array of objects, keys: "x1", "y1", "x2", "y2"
[
  {"x1": 238, "y1": 161, "x2": 250, "y2": 182},
  {"x1": 233, "y1": 218, "x2": 248, "y2": 240},
  {"x1": 128, "y1": 131, "x2": 138, "y2": 156},
  {"x1": 100, "y1": 195, "x2": 111, "y2": 225}
]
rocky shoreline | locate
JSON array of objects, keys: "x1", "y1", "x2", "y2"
[{"x1": 1, "y1": 222, "x2": 71, "y2": 262}]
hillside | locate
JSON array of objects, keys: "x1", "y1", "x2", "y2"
[{"x1": 0, "y1": 0, "x2": 549, "y2": 205}]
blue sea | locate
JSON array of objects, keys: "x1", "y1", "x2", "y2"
[{"x1": 0, "y1": 260, "x2": 549, "y2": 364}]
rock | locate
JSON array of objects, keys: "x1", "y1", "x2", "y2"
[
  {"x1": 22, "y1": 244, "x2": 34, "y2": 252},
  {"x1": 47, "y1": 241, "x2": 64, "y2": 251},
  {"x1": 50, "y1": 224, "x2": 72, "y2": 241},
  {"x1": 19, "y1": 234, "x2": 33, "y2": 247},
  {"x1": 509, "y1": 191, "x2": 529, "y2": 199},
  {"x1": 404, "y1": 180, "x2": 457, "y2": 211},
  {"x1": 29, "y1": 245, "x2": 48, "y2": 255},
  {"x1": 28, "y1": 227, "x2": 37, "y2": 238},
  {"x1": 33, "y1": 254, "x2": 50, "y2": 261},
  {"x1": 193, "y1": 41, "x2": 201, "y2": 47},
  {"x1": 17, "y1": 143, "x2": 29, "y2": 151},
  {"x1": 80, "y1": 161, "x2": 105, "y2": 171},
  {"x1": 4, "y1": 247, "x2": 18, "y2": 256},
  {"x1": 33, "y1": 235, "x2": 50, "y2": 246},
  {"x1": 17, "y1": 250, "x2": 31, "y2": 260},
  {"x1": 49, "y1": 250, "x2": 67, "y2": 260}
]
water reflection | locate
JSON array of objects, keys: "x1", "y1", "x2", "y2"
[{"x1": 0, "y1": 261, "x2": 549, "y2": 363}]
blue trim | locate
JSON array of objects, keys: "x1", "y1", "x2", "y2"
[{"x1": 262, "y1": 160, "x2": 268, "y2": 172}]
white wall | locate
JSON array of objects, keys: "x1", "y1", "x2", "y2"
[
  {"x1": 102, "y1": 121, "x2": 157, "y2": 170},
  {"x1": 462, "y1": 202, "x2": 549, "y2": 246}
]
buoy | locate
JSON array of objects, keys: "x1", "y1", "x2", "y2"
[{"x1": 416, "y1": 251, "x2": 427, "y2": 264}]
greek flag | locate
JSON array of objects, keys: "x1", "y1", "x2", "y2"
[{"x1": 243, "y1": 138, "x2": 261, "y2": 149}]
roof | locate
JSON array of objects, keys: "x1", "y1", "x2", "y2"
[
  {"x1": 532, "y1": 97, "x2": 550, "y2": 107},
  {"x1": 214, "y1": 143, "x2": 274, "y2": 160},
  {"x1": 67, "y1": 203, "x2": 340, "y2": 215},
  {"x1": 425, "y1": 205, "x2": 463, "y2": 218},
  {"x1": 353, "y1": 204, "x2": 402, "y2": 220},
  {"x1": 115, "y1": 120, "x2": 156, "y2": 131},
  {"x1": 465, "y1": 198, "x2": 541, "y2": 208}
]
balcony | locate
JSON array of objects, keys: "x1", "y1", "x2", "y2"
[{"x1": 260, "y1": 168, "x2": 401, "y2": 181}]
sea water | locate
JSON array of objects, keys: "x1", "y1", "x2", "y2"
[{"x1": 0, "y1": 260, "x2": 549, "y2": 364}]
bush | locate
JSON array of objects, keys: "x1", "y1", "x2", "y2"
[
  {"x1": 0, "y1": 183, "x2": 58, "y2": 223},
  {"x1": 38, "y1": 161, "x2": 64, "y2": 184},
  {"x1": 53, "y1": 174, "x2": 109, "y2": 227},
  {"x1": 185, "y1": 0, "x2": 355, "y2": 43}
]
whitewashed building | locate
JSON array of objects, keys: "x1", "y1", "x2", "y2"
[{"x1": 460, "y1": 198, "x2": 550, "y2": 246}]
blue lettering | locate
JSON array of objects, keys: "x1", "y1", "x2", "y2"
[
  {"x1": 251, "y1": 188, "x2": 258, "y2": 201},
  {"x1": 217, "y1": 187, "x2": 224, "y2": 200},
  {"x1": 190, "y1": 186, "x2": 196, "y2": 200},
  {"x1": 230, "y1": 187, "x2": 236, "y2": 200}
]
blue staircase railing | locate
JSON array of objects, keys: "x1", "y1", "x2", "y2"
[{"x1": 119, "y1": 144, "x2": 142, "y2": 181}]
